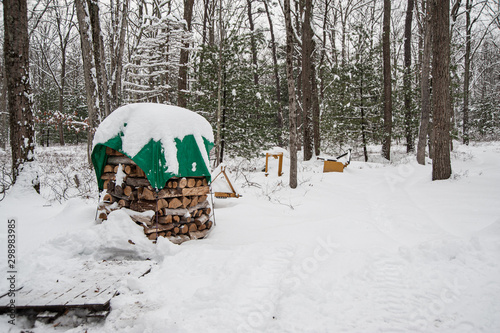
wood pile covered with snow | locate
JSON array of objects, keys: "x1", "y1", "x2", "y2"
[{"x1": 97, "y1": 147, "x2": 213, "y2": 244}]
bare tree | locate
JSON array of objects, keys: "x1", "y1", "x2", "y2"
[
  {"x1": 109, "y1": 0, "x2": 129, "y2": 111},
  {"x1": 431, "y1": 0, "x2": 452, "y2": 180},
  {"x1": 178, "y1": 0, "x2": 195, "y2": 107},
  {"x1": 382, "y1": 0, "x2": 392, "y2": 160},
  {"x1": 404, "y1": 0, "x2": 415, "y2": 152},
  {"x1": 284, "y1": 0, "x2": 297, "y2": 188},
  {"x1": 302, "y1": 0, "x2": 314, "y2": 161},
  {"x1": 75, "y1": 0, "x2": 99, "y2": 163},
  {"x1": 3, "y1": 0, "x2": 38, "y2": 189},
  {"x1": 247, "y1": 0, "x2": 259, "y2": 85},
  {"x1": 263, "y1": 0, "x2": 283, "y2": 145},
  {"x1": 87, "y1": 0, "x2": 110, "y2": 117},
  {"x1": 417, "y1": 0, "x2": 432, "y2": 165}
]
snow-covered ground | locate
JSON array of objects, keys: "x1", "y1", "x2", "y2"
[{"x1": 1, "y1": 142, "x2": 499, "y2": 332}]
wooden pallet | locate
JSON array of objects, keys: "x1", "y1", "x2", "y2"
[{"x1": 0, "y1": 260, "x2": 152, "y2": 318}]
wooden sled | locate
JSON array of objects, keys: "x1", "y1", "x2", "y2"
[
  {"x1": 211, "y1": 165, "x2": 241, "y2": 199},
  {"x1": 318, "y1": 149, "x2": 352, "y2": 173}
]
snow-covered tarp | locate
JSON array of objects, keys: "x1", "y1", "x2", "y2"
[{"x1": 91, "y1": 103, "x2": 214, "y2": 190}]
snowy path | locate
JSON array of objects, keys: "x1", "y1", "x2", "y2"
[{"x1": 1, "y1": 143, "x2": 499, "y2": 332}]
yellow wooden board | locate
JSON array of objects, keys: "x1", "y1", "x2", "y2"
[{"x1": 323, "y1": 160, "x2": 344, "y2": 173}]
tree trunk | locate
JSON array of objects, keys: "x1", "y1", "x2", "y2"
[
  {"x1": 75, "y1": 0, "x2": 99, "y2": 163},
  {"x1": 284, "y1": 0, "x2": 297, "y2": 189},
  {"x1": 178, "y1": 0, "x2": 195, "y2": 107},
  {"x1": 312, "y1": 58, "x2": 321, "y2": 156},
  {"x1": 462, "y1": 0, "x2": 472, "y2": 145},
  {"x1": 404, "y1": 0, "x2": 415, "y2": 152},
  {"x1": 3, "y1": 0, "x2": 37, "y2": 189},
  {"x1": 417, "y1": 1, "x2": 432, "y2": 165},
  {"x1": 247, "y1": 0, "x2": 258, "y2": 85},
  {"x1": 263, "y1": 0, "x2": 283, "y2": 145},
  {"x1": 302, "y1": 0, "x2": 314, "y2": 161},
  {"x1": 431, "y1": 0, "x2": 452, "y2": 180},
  {"x1": 87, "y1": 0, "x2": 109, "y2": 118},
  {"x1": 382, "y1": 0, "x2": 392, "y2": 160},
  {"x1": 110, "y1": 0, "x2": 129, "y2": 112}
]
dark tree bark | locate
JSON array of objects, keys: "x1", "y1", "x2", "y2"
[
  {"x1": 87, "y1": 0, "x2": 110, "y2": 118},
  {"x1": 75, "y1": 0, "x2": 99, "y2": 163},
  {"x1": 263, "y1": 0, "x2": 283, "y2": 145},
  {"x1": 311, "y1": 59, "x2": 320, "y2": 157},
  {"x1": 462, "y1": 0, "x2": 472, "y2": 145},
  {"x1": 3, "y1": 0, "x2": 37, "y2": 188},
  {"x1": 247, "y1": 0, "x2": 259, "y2": 85},
  {"x1": 417, "y1": 0, "x2": 432, "y2": 165},
  {"x1": 302, "y1": 0, "x2": 314, "y2": 161},
  {"x1": 284, "y1": 0, "x2": 297, "y2": 189},
  {"x1": 382, "y1": 0, "x2": 392, "y2": 160},
  {"x1": 110, "y1": 0, "x2": 129, "y2": 111},
  {"x1": 178, "y1": 0, "x2": 195, "y2": 107},
  {"x1": 404, "y1": 0, "x2": 415, "y2": 152},
  {"x1": 431, "y1": 0, "x2": 452, "y2": 180}
]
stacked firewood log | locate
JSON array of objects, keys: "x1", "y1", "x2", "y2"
[{"x1": 97, "y1": 147, "x2": 213, "y2": 244}]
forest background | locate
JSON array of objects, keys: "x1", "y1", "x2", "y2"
[{"x1": 0, "y1": 0, "x2": 499, "y2": 184}]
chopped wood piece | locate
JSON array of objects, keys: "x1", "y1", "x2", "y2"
[
  {"x1": 163, "y1": 207, "x2": 189, "y2": 216},
  {"x1": 203, "y1": 178, "x2": 208, "y2": 186},
  {"x1": 158, "y1": 198, "x2": 169, "y2": 209},
  {"x1": 156, "y1": 188, "x2": 183, "y2": 199},
  {"x1": 104, "y1": 165, "x2": 114, "y2": 173},
  {"x1": 189, "y1": 196, "x2": 199, "y2": 207},
  {"x1": 173, "y1": 227, "x2": 180, "y2": 234},
  {"x1": 101, "y1": 173, "x2": 116, "y2": 180},
  {"x1": 168, "y1": 197, "x2": 182, "y2": 209},
  {"x1": 158, "y1": 215, "x2": 172, "y2": 224},
  {"x1": 179, "y1": 224, "x2": 188, "y2": 234},
  {"x1": 195, "y1": 214, "x2": 209, "y2": 225},
  {"x1": 187, "y1": 178, "x2": 196, "y2": 188},
  {"x1": 195, "y1": 179, "x2": 203, "y2": 187},
  {"x1": 180, "y1": 216, "x2": 192, "y2": 223},
  {"x1": 144, "y1": 223, "x2": 174, "y2": 234},
  {"x1": 130, "y1": 200, "x2": 158, "y2": 212},
  {"x1": 173, "y1": 215, "x2": 181, "y2": 223},
  {"x1": 103, "y1": 193, "x2": 113, "y2": 203},
  {"x1": 98, "y1": 212, "x2": 108, "y2": 220},
  {"x1": 128, "y1": 214, "x2": 153, "y2": 225},
  {"x1": 115, "y1": 185, "x2": 124, "y2": 196},
  {"x1": 124, "y1": 165, "x2": 133, "y2": 174},
  {"x1": 206, "y1": 221, "x2": 213, "y2": 229},
  {"x1": 124, "y1": 186, "x2": 133, "y2": 197},
  {"x1": 182, "y1": 196, "x2": 191, "y2": 208},
  {"x1": 198, "y1": 224, "x2": 206, "y2": 231},
  {"x1": 118, "y1": 199, "x2": 130, "y2": 208},
  {"x1": 189, "y1": 229, "x2": 210, "y2": 240},
  {"x1": 106, "y1": 147, "x2": 124, "y2": 156},
  {"x1": 188, "y1": 223, "x2": 198, "y2": 232},
  {"x1": 178, "y1": 177, "x2": 188, "y2": 188},
  {"x1": 126, "y1": 177, "x2": 151, "y2": 187},
  {"x1": 182, "y1": 186, "x2": 209, "y2": 196},
  {"x1": 199, "y1": 195, "x2": 208, "y2": 202},
  {"x1": 139, "y1": 187, "x2": 156, "y2": 201},
  {"x1": 107, "y1": 155, "x2": 136, "y2": 165},
  {"x1": 168, "y1": 235, "x2": 190, "y2": 244},
  {"x1": 205, "y1": 207, "x2": 212, "y2": 215}
]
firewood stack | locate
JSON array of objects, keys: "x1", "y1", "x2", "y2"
[{"x1": 97, "y1": 147, "x2": 213, "y2": 244}]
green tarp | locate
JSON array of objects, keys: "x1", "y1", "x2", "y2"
[{"x1": 91, "y1": 104, "x2": 214, "y2": 191}]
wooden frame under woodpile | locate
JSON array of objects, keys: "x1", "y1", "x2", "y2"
[{"x1": 97, "y1": 147, "x2": 213, "y2": 244}]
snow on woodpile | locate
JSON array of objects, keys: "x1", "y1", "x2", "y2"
[{"x1": 92, "y1": 103, "x2": 214, "y2": 175}]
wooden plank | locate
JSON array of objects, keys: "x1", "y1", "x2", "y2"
[{"x1": 0, "y1": 260, "x2": 152, "y2": 314}]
